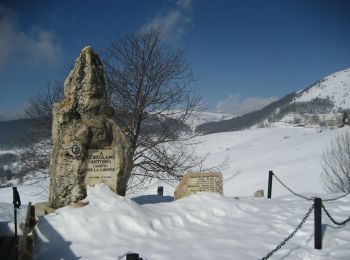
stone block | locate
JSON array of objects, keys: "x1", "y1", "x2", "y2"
[{"x1": 174, "y1": 172, "x2": 223, "y2": 200}]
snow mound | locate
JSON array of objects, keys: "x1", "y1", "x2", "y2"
[{"x1": 34, "y1": 184, "x2": 350, "y2": 260}]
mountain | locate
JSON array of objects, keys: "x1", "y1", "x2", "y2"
[
  {"x1": 0, "y1": 112, "x2": 232, "y2": 149},
  {"x1": 197, "y1": 67, "x2": 350, "y2": 134},
  {"x1": 294, "y1": 67, "x2": 350, "y2": 108},
  {"x1": 0, "y1": 118, "x2": 38, "y2": 148}
]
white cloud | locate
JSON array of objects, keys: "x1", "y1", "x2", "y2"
[
  {"x1": 216, "y1": 94, "x2": 278, "y2": 115},
  {"x1": 0, "y1": 5, "x2": 62, "y2": 71},
  {"x1": 139, "y1": 0, "x2": 193, "y2": 43}
]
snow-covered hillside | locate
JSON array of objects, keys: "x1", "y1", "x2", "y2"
[
  {"x1": 1, "y1": 126, "x2": 345, "y2": 202},
  {"x1": 294, "y1": 67, "x2": 350, "y2": 109},
  {"x1": 272, "y1": 67, "x2": 350, "y2": 127},
  {"x1": 133, "y1": 126, "x2": 348, "y2": 198},
  {"x1": 197, "y1": 68, "x2": 350, "y2": 134}
]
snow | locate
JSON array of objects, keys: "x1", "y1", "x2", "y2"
[
  {"x1": 34, "y1": 184, "x2": 350, "y2": 260},
  {"x1": 1, "y1": 126, "x2": 350, "y2": 259},
  {"x1": 294, "y1": 67, "x2": 350, "y2": 109},
  {"x1": 130, "y1": 126, "x2": 349, "y2": 199},
  {"x1": 0, "y1": 202, "x2": 27, "y2": 236}
]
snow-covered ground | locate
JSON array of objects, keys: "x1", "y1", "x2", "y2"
[
  {"x1": 1, "y1": 126, "x2": 350, "y2": 259},
  {"x1": 132, "y1": 126, "x2": 348, "y2": 199},
  {"x1": 35, "y1": 184, "x2": 350, "y2": 260}
]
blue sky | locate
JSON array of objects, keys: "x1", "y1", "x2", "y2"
[{"x1": 0, "y1": 0, "x2": 349, "y2": 120}]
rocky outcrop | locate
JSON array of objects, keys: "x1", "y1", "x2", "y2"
[{"x1": 48, "y1": 46, "x2": 131, "y2": 209}]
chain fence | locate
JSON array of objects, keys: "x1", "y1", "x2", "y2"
[
  {"x1": 260, "y1": 172, "x2": 350, "y2": 259},
  {"x1": 260, "y1": 204, "x2": 314, "y2": 260},
  {"x1": 272, "y1": 172, "x2": 350, "y2": 202},
  {"x1": 322, "y1": 204, "x2": 350, "y2": 226},
  {"x1": 272, "y1": 174, "x2": 313, "y2": 201},
  {"x1": 323, "y1": 191, "x2": 350, "y2": 202}
]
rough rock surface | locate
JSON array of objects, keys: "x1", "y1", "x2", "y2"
[{"x1": 48, "y1": 46, "x2": 130, "y2": 209}]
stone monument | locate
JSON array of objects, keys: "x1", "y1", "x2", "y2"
[
  {"x1": 174, "y1": 172, "x2": 223, "y2": 200},
  {"x1": 48, "y1": 46, "x2": 130, "y2": 209}
]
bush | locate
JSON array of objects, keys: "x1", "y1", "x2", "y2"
[{"x1": 322, "y1": 130, "x2": 350, "y2": 192}]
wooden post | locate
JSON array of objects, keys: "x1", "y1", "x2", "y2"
[
  {"x1": 267, "y1": 171, "x2": 273, "y2": 199},
  {"x1": 314, "y1": 197, "x2": 322, "y2": 250}
]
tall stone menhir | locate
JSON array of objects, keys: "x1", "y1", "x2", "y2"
[{"x1": 49, "y1": 46, "x2": 130, "y2": 208}]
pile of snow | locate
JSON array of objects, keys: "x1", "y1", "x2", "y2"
[
  {"x1": 35, "y1": 184, "x2": 350, "y2": 260},
  {"x1": 294, "y1": 67, "x2": 350, "y2": 109}
]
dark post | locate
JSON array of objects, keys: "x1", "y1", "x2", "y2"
[
  {"x1": 267, "y1": 171, "x2": 273, "y2": 199},
  {"x1": 12, "y1": 187, "x2": 21, "y2": 246},
  {"x1": 157, "y1": 186, "x2": 164, "y2": 196},
  {"x1": 314, "y1": 197, "x2": 322, "y2": 250},
  {"x1": 127, "y1": 253, "x2": 139, "y2": 260}
]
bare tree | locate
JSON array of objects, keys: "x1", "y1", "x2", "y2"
[
  {"x1": 21, "y1": 29, "x2": 204, "y2": 194},
  {"x1": 103, "y1": 29, "x2": 202, "y2": 193},
  {"x1": 322, "y1": 130, "x2": 350, "y2": 192},
  {"x1": 18, "y1": 79, "x2": 64, "y2": 180}
]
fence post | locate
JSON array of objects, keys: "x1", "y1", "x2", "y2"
[
  {"x1": 126, "y1": 253, "x2": 139, "y2": 260},
  {"x1": 12, "y1": 186, "x2": 21, "y2": 247},
  {"x1": 314, "y1": 197, "x2": 322, "y2": 250},
  {"x1": 157, "y1": 186, "x2": 164, "y2": 196},
  {"x1": 267, "y1": 171, "x2": 273, "y2": 199}
]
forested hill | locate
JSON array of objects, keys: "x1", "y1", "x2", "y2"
[
  {"x1": 196, "y1": 92, "x2": 295, "y2": 134},
  {"x1": 0, "y1": 119, "x2": 37, "y2": 148}
]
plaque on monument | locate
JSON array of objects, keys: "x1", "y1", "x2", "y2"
[
  {"x1": 174, "y1": 172, "x2": 223, "y2": 200},
  {"x1": 85, "y1": 149, "x2": 117, "y2": 187}
]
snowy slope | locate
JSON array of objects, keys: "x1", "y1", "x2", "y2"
[
  {"x1": 197, "y1": 67, "x2": 350, "y2": 134},
  {"x1": 0, "y1": 127, "x2": 348, "y2": 201},
  {"x1": 130, "y1": 126, "x2": 348, "y2": 199},
  {"x1": 294, "y1": 67, "x2": 350, "y2": 109}
]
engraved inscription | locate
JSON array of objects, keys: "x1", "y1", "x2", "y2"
[
  {"x1": 174, "y1": 172, "x2": 223, "y2": 200},
  {"x1": 187, "y1": 176, "x2": 221, "y2": 193},
  {"x1": 86, "y1": 149, "x2": 116, "y2": 186}
]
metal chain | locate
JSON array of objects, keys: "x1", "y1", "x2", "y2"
[
  {"x1": 260, "y1": 204, "x2": 314, "y2": 260},
  {"x1": 323, "y1": 191, "x2": 350, "y2": 202},
  {"x1": 273, "y1": 172, "x2": 350, "y2": 202},
  {"x1": 322, "y1": 204, "x2": 350, "y2": 225},
  {"x1": 272, "y1": 174, "x2": 313, "y2": 201}
]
